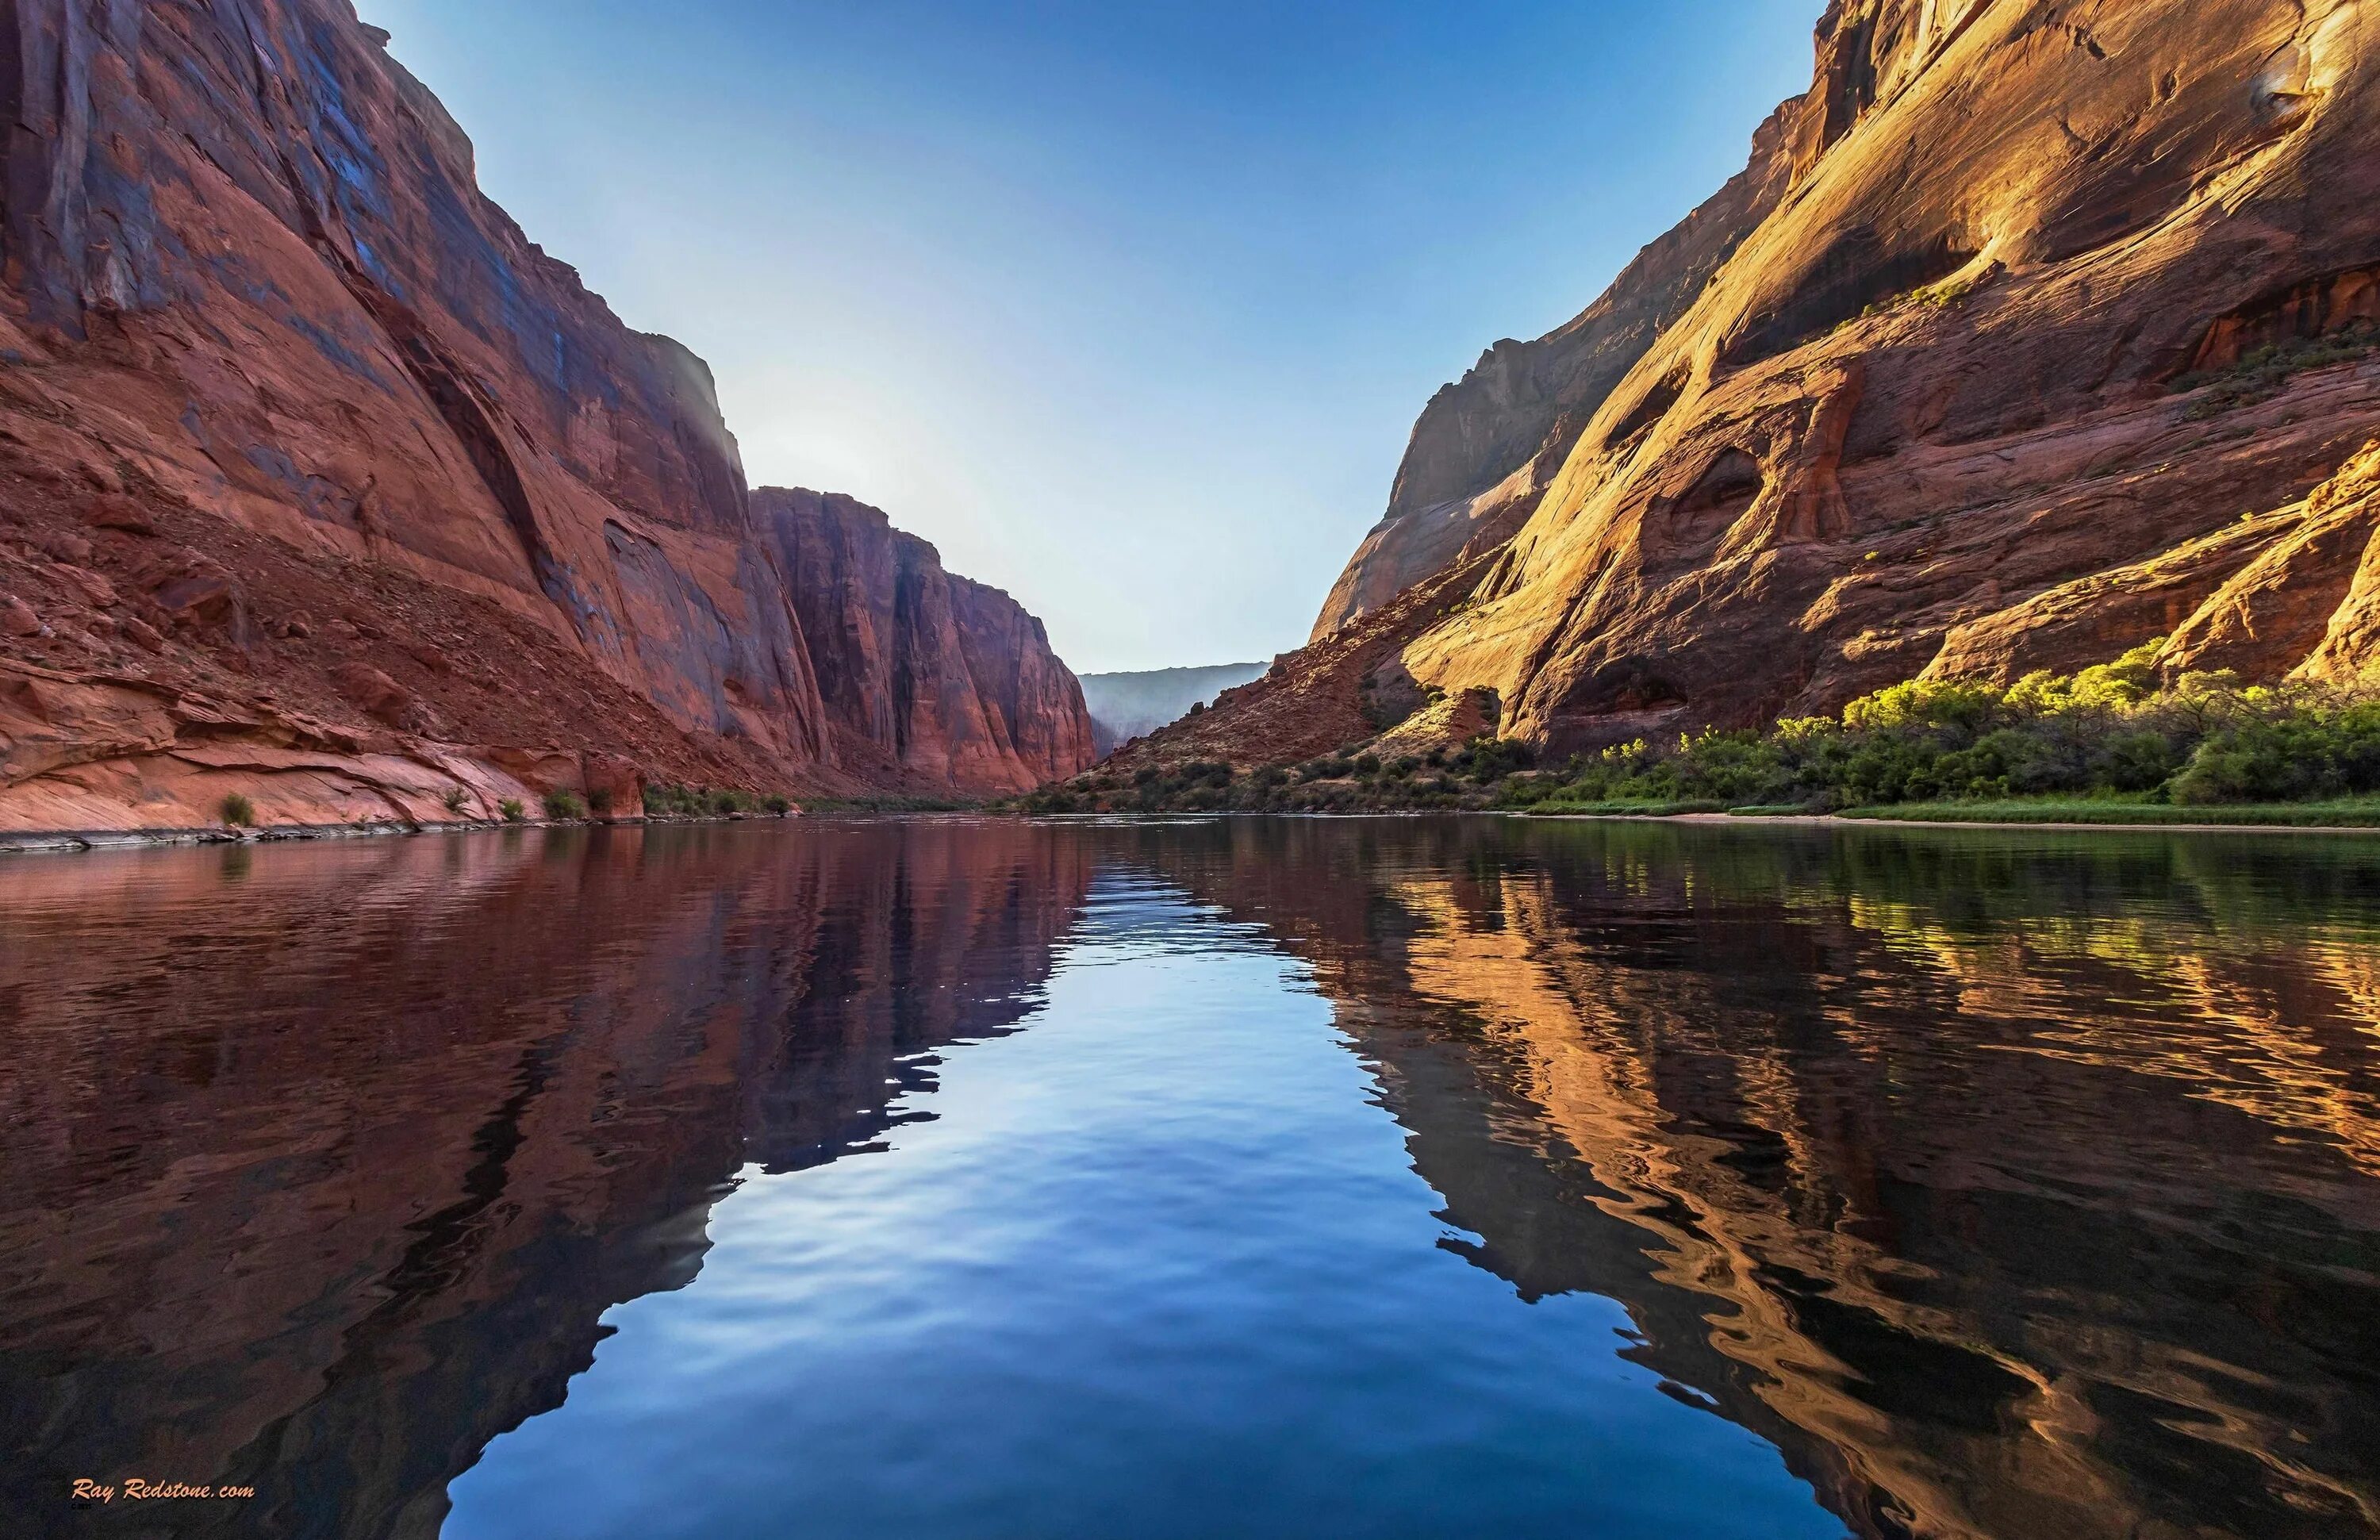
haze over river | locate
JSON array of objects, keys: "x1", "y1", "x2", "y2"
[{"x1": 4, "y1": 817, "x2": 2378, "y2": 1538}]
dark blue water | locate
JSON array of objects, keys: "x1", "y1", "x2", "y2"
[
  {"x1": 5, "y1": 816, "x2": 2378, "y2": 1538},
  {"x1": 444, "y1": 874, "x2": 1833, "y2": 1539}
]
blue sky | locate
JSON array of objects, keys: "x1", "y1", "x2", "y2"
[{"x1": 359, "y1": 1, "x2": 1816, "y2": 673}]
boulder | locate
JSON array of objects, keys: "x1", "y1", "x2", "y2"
[
  {"x1": 581, "y1": 752, "x2": 644, "y2": 818},
  {"x1": 328, "y1": 663, "x2": 417, "y2": 728},
  {"x1": 80, "y1": 495, "x2": 155, "y2": 537}
]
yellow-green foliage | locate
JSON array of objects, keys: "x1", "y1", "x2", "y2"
[{"x1": 1516, "y1": 639, "x2": 2380, "y2": 812}]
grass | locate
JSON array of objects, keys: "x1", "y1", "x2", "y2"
[
  {"x1": 1514, "y1": 793, "x2": 2380, "y2": 828},
  {"x1": 219, "y1": 792, "x2": 256, "y2": 828},
  {"x1": 1520, "y1": 798, "x2": 1729, "y2": 817},
  {"x1": 2171, "y1": 321, "x2": 2378, "y2": 418},
  {"x1": 635, "y1": 783, "x2": 804, "y2": 817},
  {"x1": 1839, "y1": 797, "x2": 2380, "y2": 827},
  {"x1": 803, "y1": 794, "x2": 977, "y2": 813}
]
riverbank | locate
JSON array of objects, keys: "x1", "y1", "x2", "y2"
[
  {"x1": 0, "y1": 808, "x2": 802, "y2": 856},
  {"x1": 1519, "y1": 810, "x2": 2380, "y2": 836},
  {"x1": 21, "y1": 798, "x2": 2380, "y2": 854}
]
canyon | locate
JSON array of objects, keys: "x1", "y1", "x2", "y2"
[
  {"x1": 1077, "y1": 662, "x2": 1270, "y2": 755},
  {"x1": 1145, "y1": 0, "x2": 2380, "y2": 771},
  {"x1": 0, "y1": 0, "x2": 1093, "y2": 836}
]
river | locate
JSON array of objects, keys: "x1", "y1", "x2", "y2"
[{"x1": 3, "y1": 816, "x2": 2376, "y2": 1538}]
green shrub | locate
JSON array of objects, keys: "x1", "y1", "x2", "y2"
[
  {"x1": 762, "y1": 793, "x2": 793, "y2": 816},
  {"x1": 542, "y1": 789, "x2": 586, "y2": 821},
  {"x1": 219, "y1": 792, "x2": 256, "y2": 828},
  {"x1": 1512, "y1": 639, "x2": 2380, "y2": 815},
  {"x1": 1046, "y1": 643, "x2": 2380, "y2": 816},
  {"x1": 442, "y1": 787, "x2": 470, "y2": 816},
  {"x1": 1449, "y1": 735, "x2": 1534, "y2": 783},
  {"x1": 498, "y1": 798, "x2": 526, "y2": 824},
  {"x1": 2171, "y1": 321, "x2": 2379, "y2": 417},
  {"x1": 587, "y1": 786, "x2": 614, "y2": 816},
  {"x1": 2169, "y1": 701, "x2": 2380, "y2": 804},
  {"x1": 643, "y1": 783, "x2": 707, "y2": 817}
]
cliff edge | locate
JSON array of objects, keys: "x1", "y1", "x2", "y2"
[
  {"x1": 0, "y1": 0, "x2": 1091, "y2": 833},
  {"x1": 1223, "y1": 0, "x2": 2380, "y2": 766}
]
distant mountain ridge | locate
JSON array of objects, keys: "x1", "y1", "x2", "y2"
[{"x1": 1080, "y1": 663, "x2": 1269, "y2": 755}]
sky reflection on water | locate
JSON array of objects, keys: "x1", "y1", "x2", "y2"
[{"x1": 3, "y1": 816, "x2": 2377, "y2": 1538}]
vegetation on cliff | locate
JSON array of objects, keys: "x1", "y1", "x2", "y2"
[
  {"x1": 1516, "y1": 643, "x2": 2380, "y2": 815},
  {"x1": 1031, "y1": 642, "x2": 2380, "y2": 824}
]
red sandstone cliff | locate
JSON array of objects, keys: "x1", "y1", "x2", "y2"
[
  {"x1": 1312, "y1": 104, "x2": 1802, "y2": 642},
  {"x1": 1241, "y1": 0, "x2": 2380, "y2": 764},
  {"x1": 756, "y1": 489, "x2": 1096, "y2": 794},
  {"x1": 0, "y1": 0, "x2": 1091, "y2": 834}
]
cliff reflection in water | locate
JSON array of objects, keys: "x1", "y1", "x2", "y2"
[
  {"x1": 1, "y1": 818, "x2": 2378, "y2": 1539},
  {"x1": 0, "y1": 822, "x2": 1093, "y2": 1538},
  {"x1": 1127, "y1": 819, "x2": 2380, "y2": 1539}
]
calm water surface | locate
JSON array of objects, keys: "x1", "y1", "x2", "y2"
[{"x1": 3, "y1": 816, "x2": 2378, "y2": 1538}]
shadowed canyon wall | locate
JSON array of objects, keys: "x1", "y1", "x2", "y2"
[
  {"x1": 1200, "y1": 0, "x2": 2380, "y2": 766},
  {"x1": 0, "y1": 0, "x2": 1090, "y2": 831},
  {"x1": 754, "y1": 489, "x2": 1096, "y2": 794}
]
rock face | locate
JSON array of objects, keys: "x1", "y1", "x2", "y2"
[
  {"x1": 1265, "y1": 0, "x2": 2380, "y2": 762},
  {"x1": 1312, "y1": 104, "x2": 1802, "y2": 641},
  {"x1": 0, "y1": 0, "x2": 1090, "y2": 831},
  {"x1": 754, "y1": 489, "x2": 1096, "y2": 793}
]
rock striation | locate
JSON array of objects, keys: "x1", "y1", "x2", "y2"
[
  {"x1": 754, "y1": 489, "x2": 1096, "y2": 793},
  {"x1": 0, "y1": 0, "x2": 1091, "y2": 832},
  {"x1": 1234, "y1": 0, "x2": 2380, "y2": 766},
  {"x1": 1312, "y1": 104, "x2": 1802, "y2": 642}
]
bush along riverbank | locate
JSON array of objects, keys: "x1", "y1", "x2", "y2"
[
  {"x1": 1019, "y1": 643, "x2": 2380, "y2": 827},
  {"x1": 1511, "y1": 643, "x2": 2380, "y2": 821},
  {"x1": 1017, "y1": 734, "x2": 1539, "y2": 815}
]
